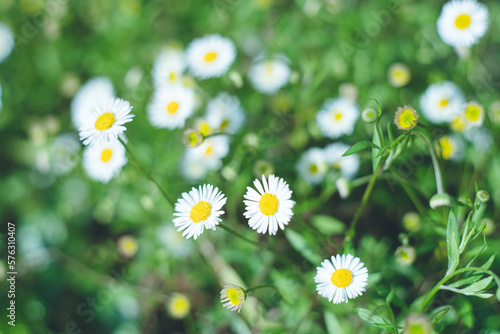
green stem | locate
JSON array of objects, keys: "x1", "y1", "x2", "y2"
[
  {"x1": 411, "y1": 131, "x2": 444, "y2": 194},
  {"x1": 119, "y1": 138, "x2": 175, "y2": 209},
  {"x1": 384, "y1": 304, "x2": 399, "y2": 334},
  {"x1": 244, "y1": 284, "x2": 290, "y2": 304},
  {"x1": 375, "y1": 119, "x2": 385, "y2": 147},
  {"x1": 346, "y1": 159, "x2": 384, "y2": 241}
]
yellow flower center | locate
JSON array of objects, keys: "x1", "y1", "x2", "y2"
[
  {"x1": 220, "y1": 119, "x2": 229, "y2": 132},
  {"x1": 455, "y1": 14, "x2": 471, "y2": 30},
  {"x1": 439, "y1": 137, "x2": 453, "y2": 160},
  {"x1": 166, "y1": 101, "x2": 179, "y2": 114},
  {"x1": 259, "y1": 193, "x2": 279, "y2": 216},
  {"x1": 334, "y1": 112, "x2": 343, "y2": 121},
  {"x1": 439, "y1": 99, "x2": 449, "y2": 108},
  {"x1": 100, "y1": 148, "x2": 113, "y2": 162},
  {"x1": 205, "y1": 146, "x2": 213, "y2": 155},
  {"x1": 204, "y1": 52, "x2": 217, "y2": 62},
  {"x1": 95, "y1": 112, "x2": 115, "y2": 131},
  {"x1": 266, "y1": 65, "x2": 273, "y2": 74},
  {"x1": 330, "y1": 268, "x2": 353, "y2": 288},
  {"x1": 189, "y1": 201, "x2": 211, "y2": 223},
  {"x1": 199, "y1": 122, "x2": 213, "y2": 137},
  {"x1": 169, "y1": 72, "x2": 176, "y2": 82},
  {"x1": 408, "y1": 324, "x2": 425, "y2": 334},
  {"x1": 397, "y1": 108, "x2": 418, "y2": 130},
  {"x1": 465, "y1": 104, "x2": 481, "y2": 122},
  {"x1": 333, "y1": 162, "x2": 341, "y2": 170},
  {"x1": 228, "y1": 288, "x2": 244, "y2": 306},
  {"x1": 451, "y1": 117, "x2": 466, "y2": 132},
  {"x1": 309, "y1": 164, "x2": 318, "y2": 174}
]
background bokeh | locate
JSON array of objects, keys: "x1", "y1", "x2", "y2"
[{"x1": 1, "y1": 0, "x2": 500, "y2": 333}]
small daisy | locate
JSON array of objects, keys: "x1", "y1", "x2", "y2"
[
  {"x1": 394, "y1": 105, "x2": 419, "y2": 130},
  {"x1": 436, "y1": 135, "x2": 464, "y2": 161},
  {"x1": 243, "y1": 174, "x2": 295, "y2": 235},
  {"x1": 419, "y1": 81, "x2": 465, "y2": 124},
  {"x1": 0, "y1": 23, "x2": 14, "y2": 64},
  {"x1": 205, "y1": 92, "x2": 246, "y2": 134},
  {"x1": 395, "y1": 245, "x2": 416, "y2": 265},
  {"x1": 79, "y1": 98, "x2": 134, "y2": 146},
  {"x1": 194, "y1": 117, "x2": 215, "y2": 137},
  {"x1": 71, "y1": 77, "x2": 116, "y2": 130},
  {"x1": 323, "y1": 143, "x2": 360, "y2": 180},
  {"x1": 183, "y1": 129, "x2": 204, "y2": 148},
  {"x1": 186, "y1": 34, "x2": 236, "y2": 79},
  {"x1": 314, "y1": 254, "x2": 368, "y2": 304},
  {"x1": 296, "y1": 148, "x2": 327, "y2": 184},
  {"x1": 463, "y1": 101, "x2": 484, "y2": 127},
  {"x1": 172, "y1": 184, "x2": 227, "y2": 240},
  {"x1": 152, "y1": 47, "x2": 186, "y2": 88},
  {"x1": 464, "y1": 127, "x2": 492, "y2": 152},
  {"x1": 248, "y1": 55, "x2": 291, "y2": 94},
  {"x1": 82, "y1": 139, "x2": 127, "y2": 183},
  {"x1": 437, "y1": 0, "x2": 489, "y2": 48},
  {"x1": 147, "y1": 85, "x2": 196, "y2": 130},
  {"x1": 220, "y1": 284, "x2": 246, "y2": 312},
  {"x1": 167, "y1": 293, "x2": 191, "y2": 319},
  {"x1": 117, "y1": 235, "x2": 139, "y2": 258},
  {"x1": 185, "y1": 134, "x2": 230, "y2": 171},
  {"x1": 316, "y1": 97, "x2": 360, "y2": 139},
  {"x1": 388, "y1": 63, "x2": 411, "y2": 87},
  {"x1": 450, "y1": 114, "x2": 467, "y2": 132}
]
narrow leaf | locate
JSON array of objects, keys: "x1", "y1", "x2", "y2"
[
  {"x1": 446, "y1": 211, "x2": 460, "y2": 276},
  {"x1": 342, "y1": 141, "x2": 377, "y2": 157},
  {"x1": 284, "y1": 229, "x2": 321, "y2": 264},
  {"x1": 324, "y1": 311, "x2": 346, "y2": 334}
]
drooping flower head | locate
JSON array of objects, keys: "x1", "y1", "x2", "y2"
[{"x1": 220, "y1": 284, "x2": 246, "y2": 312}]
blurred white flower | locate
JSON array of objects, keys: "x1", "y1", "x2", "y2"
[
  {"x1": 83, "y1": 139, "x2": 127, "y2": 183},
  {"x1": 49, "y1": 133, "x2": 81, "y2": 176},
  {"x1": 186, "y1": 34, "x2": 236, "y2": 79},
  {"x1": 248, "y1": 55, "x2": 291, "y2": 94},
  {"x1": 205, "y1": 92, "x2": 246, "y2": 134},
  {"x1": 296, "y1": 147, "x2": 327, "y2": 184},
  {"x1": 316, "y1": 97, "x2": 360, "y2": 139},
  {"x1": 419, "y1": 81, "x2": 465, "y2": 124},
  {"x1": 0, "y1": 23, "x2": 14, "y2": 63},
  {"x1": 323, "y1": 142, "x2": 360, "y2": 180},
  {"x1": 152, "y1": 47, "x2": 186, "y2": 88},
  {"x1": 147, "y1": 84, "x2": 196, "y2": 130}
]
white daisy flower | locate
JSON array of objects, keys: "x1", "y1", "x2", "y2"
[
  {"x1": 296, "y1": 147, "x2": 328, "y2": 184},
  {"x1": 316, "y1": 98, "x2": 360, "y2": 139},
  {"x1": 323, "y1": 143, "x2": 360, "y2": 180},
  {"x1": 0, "y1": 23, "x2": 14, "y2": 64},
  {"x1": 185, "y1": 135, "x2": 230, "y2": 171},
  {"x1": 220, "y1": 284, "x2": 246, "y2": 312},
  {"x1": 82, "y1": 139, "x2": 127, "y2": 183},
  {"x1": 71, "y1": 77, "x2": 115, "y2": 130},
  {"x1": 172, "y1": 184, "x2": 227, "y2": 240},
  {"x1": 205, "y1": 92, "x2": 246, "y2": 134},
  {"x1": 437, "y1": 0, "x2": 489, "y2": 48},
  {"x1": 193, "y1": 117, "x2": 215, "y2": 137},
  {"x1": 314, "y1": 254, "x2": 368, "y2": 304},
  {"x1": 243, "y1": 174, "x2": 295, "y2": 235},
  {"x1": 79, "y1": 98, "x2": 134, "y2": 146},
  {"x1": 152, "y1": 47, "x2": 186, "y2": 88},
  {"x1": 419, "y1": 81, "x2": 465, "y2": 124},
  {"x1": 436, "y1": 134, "x2": 464, "y2": 161},
  {"x1": 248, "y1": 55, "x2": 291, "y2": 94},
  {"x1": 463, "y1": 101, "x2": 485, "y2": 127},
  {"x1": 147, "y1": 85, "x2": 196, "y2": 129},
  {"x1": 186, "y1": 34, "x2": 236, "y2": 79},
  {"x1": 387, "y1": 63, "x2": 411, "y2": 87}
]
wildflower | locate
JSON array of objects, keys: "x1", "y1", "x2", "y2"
[
  {"x1": 152, "y1": 47, "x2": 186, "y2": 88},
  {"x1": 429, "y1": 193, "x2": 453, "y2": 209},
  {"x1": 117, "y1": 235, "x2": 139, "y2": 258},
  {"x1": 296, "y1": 148, "x2": 328, "y2": 184},
  {"x1": 437, "y1": 0, "x2": 489, "y2": 48},
  {"x1": 173, "y1": 184, "x2": 227, "y2": 240},
  {"x1": 220, "y1": 284, "x2": 246, "y2": 312},
  {"x1": 71, "y1": 77, "x2": 115, "y2": 129},
  {"x1": 388, "y1": 63, "x2": 411, "y2": 87},
  {"x1": 248, "y1": 55, "x2": 291, "y2": 94},
  {"x1": 419, "y1": 81, "x2": 465, "y2": 124},
  {"x1": 243, "y1": 174, "x2": 295, "y2": 235},
  {"x1": 82, "y1": 139, "x2": 127, "y2": 183},
  {"x1": 361, "y1": 108, "x2": 377, "y2": 123},
  {"x1": 436, "y1": 135, "x2": 464, "y2": 161},
  {"x1": 183, "y1": 129, "x2": 204, "y2": 148},
  {"x1": 395, "y1": 246, "x2": 416, "y2": 265},
  {"x1": 167, "y1": 293, "x2": 191, "y2": 319},
  {"x1": 324, "y1": 143, "x2": 360, "y2": 180},
  {"x1": 450, "y1": 115, "x2": 467, "y2": 132},
  {"x1": 315, "y1": 254, "x2": 368, "y2": 304},
  {"x1": 463, "y1": 101, "x2": 485, "y2": 127},
  {"x1": 194, "y1": 118, "x2": 214, "y2": 137},
  {"x1": 0, "y1": 23, "x2": 14, "y2": 64},
  {"x1": 205, "y1": 92, "x2": 246, "y2": 134},
  {"x1": 402, "y1": 212, "x2": 421, "y2": 232},
  {"x1": 186, "y1": 34, "x2": 236, "y2": 79},
  {"x1": 79, "y1": 98, "x2": 134, "y2": 146},
  {"x1": 316, "y1": 97, "x2": 360, "y2": 139},
  {"x1": 147, "y1": 85, "x2": 196, "y2": 129},
  {"x1": 476, "y1": 190, "x2": 490, "y2": 203},
  {"x1": 185, "y1": 135, "x2": 230, "y2": 171},
  {"x1": 394, "y1": 105, "x2": 419, "y2": 130},
  {"x1": 404, "y1": 314, "x2": 432, "y2": 334}
]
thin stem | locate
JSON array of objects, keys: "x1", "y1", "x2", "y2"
[
  {"x1": 119, "y1": 137, "x2": 175, "y2": 209},
  {"x1": 375, "y1": 119, "x2": 385, "y2": 147},
  {"x1": 411, "y1": 131, "x2": 444, "y2": 194},
  {"x1": 384, "y1": 304, "x2": 399, "y2": 334},
  {"x1": 245, "y1": 284, "x2": 290, "y2": 305},
  {"x1": 346, "y1": 159, "x2": 384, "y2": 241}
]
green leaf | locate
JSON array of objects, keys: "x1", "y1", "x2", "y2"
[
  {"x1": 448, "y1": 275, "x2": 484, "y2": 288},
  {"x1": 481, "y1": 254, "x2": 496, "y2": 270},
  {"x1": 440, "y1": 285, "x2": 494, "y2": 298},
  {"x1": 284, "y1": 229, "x2": 322, "y2": 264},
  {"x1": 324, "y1": 311, "x2": 346, "y2": 334},
  {"x1": 446, "y1": 211, "x2": 460, "y2": 276},
  {"x1": 429, "y1": 306, "x2": 452, "y2": 323},
  {"x1": 342, "y1": 141, "x2": 377, "y2": 157},
  {"x1": 354, "y1": 308, "x2": 396, "y2": 333},
  {"x1": 373, "y1": 146, "x2": 389, "y2": 159},
  {"x1": 461, "y1": 276, "x2": 493, "y2": 293},
  {"x1": 387, "y1": 121, "x2": 394, "y2": 144},
  {"x1": 311, "y1": 215, "x2": 346, "y2": 235}
]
